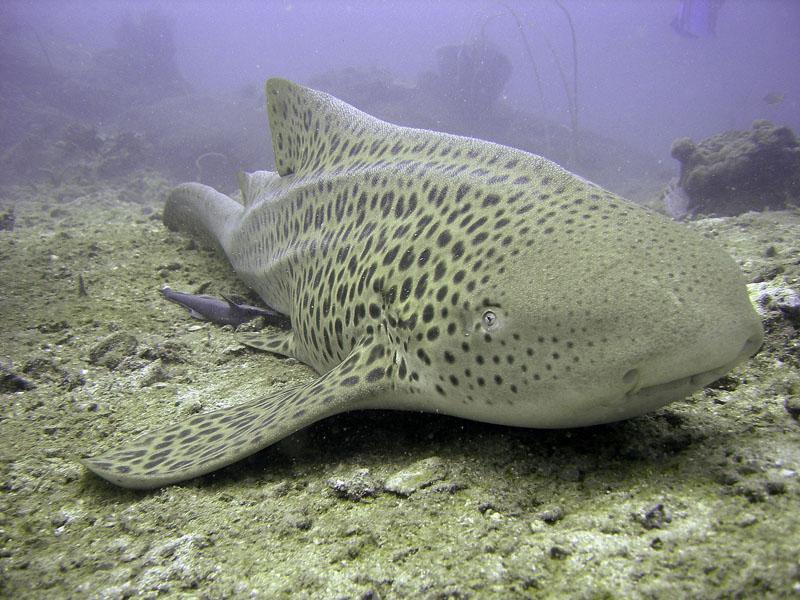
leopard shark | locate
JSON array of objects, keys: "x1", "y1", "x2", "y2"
[{"x1": 82, "y1": 78, "x2": 763, "y2": 489}]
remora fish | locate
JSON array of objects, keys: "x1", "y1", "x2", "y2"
[
  {"x1": 83, "y1": 78, "x2": 763, "y2": 489},
  {"x1": 160, "y1": 286, "x2": 286, "y2": 327}
]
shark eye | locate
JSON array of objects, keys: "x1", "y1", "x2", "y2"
[{"x1": 481, "y1": 310, "x2": 499, "y2": 331}]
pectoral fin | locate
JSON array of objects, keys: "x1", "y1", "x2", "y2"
[{"x1": 82, "y1": 339, "x2": 388, "y2": 489}]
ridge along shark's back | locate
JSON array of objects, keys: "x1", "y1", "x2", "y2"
[{"x1": 83, "y1": 78, "x2": 763, "y2": 489}]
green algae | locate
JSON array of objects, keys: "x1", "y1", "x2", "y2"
[{"x1": 1, "y1": 173, "x2": 799, "y2": 598}]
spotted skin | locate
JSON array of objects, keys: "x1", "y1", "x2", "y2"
[{"x1": 83, "y1": 79, "x2": 763, "y2": 489}]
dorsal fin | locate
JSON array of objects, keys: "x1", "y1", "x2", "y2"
[
  {"x1": 265, "y1": 78, "x2": 384, "y2": 177},
  {"x1": 236, "y1": 171, "x2": 253, "y2": 203},
  {"x1": 236, "y1": 170, "x2": 281, "y2": 207}
]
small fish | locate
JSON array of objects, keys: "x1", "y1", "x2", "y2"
[
  {"x1": 763, "y1": 92, "x2": 785, "y2": 105},
  {"x1": 160, "y1": 287, "x2": 287, "y2": 327}
]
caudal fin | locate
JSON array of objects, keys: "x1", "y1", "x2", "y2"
[{"x1": 164, "y1": 183, "x2": 242, "y2": 253}]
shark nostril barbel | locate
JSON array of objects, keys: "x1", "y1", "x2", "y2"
[
  {"x1": 622, "y1": 369, "x2": 639, "y2": 386},
  {"x1": 741, "y1": 334, "x2": 763, "y2": 357}
]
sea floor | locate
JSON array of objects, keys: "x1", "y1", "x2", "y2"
[{"x1": 1, "y1": 171, "x2": 799, "y2": 599}]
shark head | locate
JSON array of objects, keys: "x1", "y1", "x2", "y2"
[
  {"x1": 257, "y1": 79, "x2": 763, "y2": 429},
  {"x1": 395, "y1": 165, "x2": 763, "y2": 428}
]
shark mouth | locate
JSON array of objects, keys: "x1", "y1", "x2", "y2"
[{"x1": 623, "y1": 332, "x2": 763, "y2": 416}]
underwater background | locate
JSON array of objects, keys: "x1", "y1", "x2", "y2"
[{"x1": 1, "y1": 1, "x2": 799, "y2": 598}]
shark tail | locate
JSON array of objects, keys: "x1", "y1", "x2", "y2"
[{"x1": 164, "y1": 183, "x2": 243, "y2": 253}]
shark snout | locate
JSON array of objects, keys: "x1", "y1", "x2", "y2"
[{"x1": 625, "y1": 313, "x2": 763, "y2": 397}]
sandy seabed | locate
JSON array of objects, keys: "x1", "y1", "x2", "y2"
[{"x1": 1, "y1": 171, "x2": 798, "y2": 599}]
